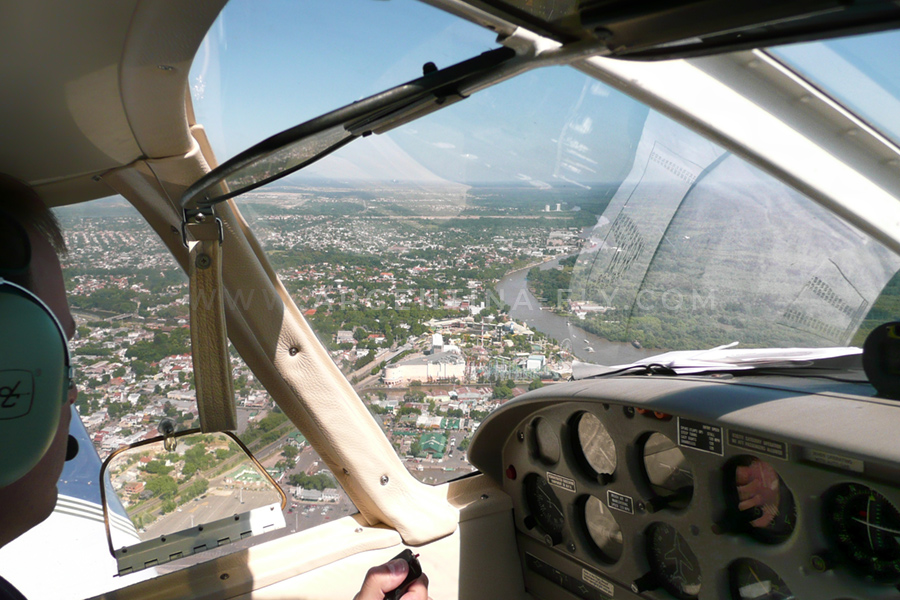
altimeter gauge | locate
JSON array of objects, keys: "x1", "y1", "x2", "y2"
[{"x1": 823, "y1": 482, "x2": 900, "y2": 581}]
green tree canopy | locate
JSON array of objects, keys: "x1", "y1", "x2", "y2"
[{"x1": 145, "y1": 475, "x2": 177, "y2": 500}]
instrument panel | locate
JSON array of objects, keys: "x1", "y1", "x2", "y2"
[{"x1": 468, "y1": 376, "x2": 900, "y2": 600}]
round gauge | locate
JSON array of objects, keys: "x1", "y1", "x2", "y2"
[
  {"x1": 725, "y1": 457, "x2": 796, "y2": 543},
  {"x1": 531, "y1": 417, "x2": 560, "y2": 465},
  {"x1": 524, "y1": 473, "x2": 566, "y2": 545},
  {"x1": 574, "y1": 412, "x2": 616, "y2": 478},
  {"x1": 583, "y1": 495, "x2": 624, "y2": 563},
  {"x1": 728, "y1": 559, "x2": 794, "y2": 600},
  {"x1": 642, "y1": 432, "x2": 694, "y2": 509},
  {"x1": 645, "y1": 522, "x2": 702, "y2": 600},
  {"x1": 823, "y1": 482, "x2": 900, "y2": 580}
]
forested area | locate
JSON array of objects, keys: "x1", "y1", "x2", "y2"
[
  {"x1": 66, "y1": 261, "x2": 187, "y2": 316},
  {"x1": 526, "y1": 255, "x2": 577, "y2": 304},
  {"x1": 288, "y1": 472, "x2": 336, "y2": 490},
  {"x1": 239, "y1": 412, "x2": 290, "y2": 448},
  {"x1": 126, "y1": 328, "x2": 191, "y2": 362},
  {"x1": 527, "y1": 253, "x2": 900, "y2": 350},
  {"x1": 267, "y1": 248, "x2": 384, "y2": 272},
  {"x1": 308, "y1": 304, "x2": 461, "y2": 350}
]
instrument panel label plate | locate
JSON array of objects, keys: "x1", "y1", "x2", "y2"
[
  {"x1": 582, "y1": 568, "x2": 615, "y2": 596},
  {"x1": 677, "y1": 417, "x2": 724, "y2": 455},
  {"x1": 547, "y1": 471, "x2": 576, "y2": 493},
  {"x1": 526, "y1": 553, "x2": 612, "y2": 600},
  {"x1": 607, "y1": 490, "x2": 634, "y2": 514},
  {"x1": 727, "y1": 430, "x2": 789, "y2": 460},
  {"x1": 803, "y1": 448, "x2": 864, "y2": 473}
]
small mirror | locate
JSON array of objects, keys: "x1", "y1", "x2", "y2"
[{"x1": 100, "y1": 429, "x2": 286, "y2": 575}]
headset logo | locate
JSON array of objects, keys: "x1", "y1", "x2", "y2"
[{"x1": 0, "y1": 370, "x2": 33, "y2": 420}]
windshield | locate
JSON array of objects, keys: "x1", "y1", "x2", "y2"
[
  {"x1": 191, "y1": 0, "x2": 900, "y2": 487},
  {"x1": 192, "y1": 0, "x2": 500, "y2": 163},
  {"x1": 568, "y1": 110, "x2": 899, "y2": 353}
]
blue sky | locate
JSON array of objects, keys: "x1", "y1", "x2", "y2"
[
  {"x1": 190, "y1": 1, "x2": 900, "y2": 187},
  {"x1": 191, "y1": 0, "x2": 499, "y2": 160},
  {"x1": 189, "y1": 0, "x2": 649, "y2": 187},
  {"x1": 771, "y1": 30, "x2": 900, "y2": 143}
]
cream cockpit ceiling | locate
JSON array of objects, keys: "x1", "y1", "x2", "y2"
[
  {"x1": 0, "y1": 0, "x2": 225, "y2": 207},
  {"x1": 435, "y1": 0, "x2": 900, "y2": 58}
]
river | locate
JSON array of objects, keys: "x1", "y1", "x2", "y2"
[{"x1": 494, "y1": 256, "x2": 656, "y2": 365}]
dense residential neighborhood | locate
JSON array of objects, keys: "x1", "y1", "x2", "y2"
[{"x1": 57, "y1": 192, "x2": 593, "y2": 533}]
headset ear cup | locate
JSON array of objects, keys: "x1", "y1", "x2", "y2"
[{"x1": 0, "y1": 286, "x2": 68, "y2": 487}]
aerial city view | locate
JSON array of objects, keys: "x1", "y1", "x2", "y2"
[
  {"x1": 60, "y1": 165, "x2": 900, "y2": 547},
  {"x1": 60, "y1": 183, "x2": 624, "y2": 540}
]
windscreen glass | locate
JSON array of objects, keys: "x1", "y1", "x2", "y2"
[{"x1": 191, "y1": 2, "x2": 900, "y2": 490}]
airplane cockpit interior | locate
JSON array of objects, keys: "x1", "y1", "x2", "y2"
[{"x1": 2, "y1": 1, "x2": 900, "y2": 599}]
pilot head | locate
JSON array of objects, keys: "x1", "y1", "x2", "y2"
[{"x1": 0, "y1": 175, "x2": 76, "y2": 549}]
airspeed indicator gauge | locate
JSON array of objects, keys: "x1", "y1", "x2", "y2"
[
  {"x1": 642, "y1": 432, "x2": 694, "y2": 510},
  {"x1": 524, "y1": 473, "x2": 566, "y2": 546},
  {"x1": 573, "y1": 412, "x2": 616, "y2": 480}
]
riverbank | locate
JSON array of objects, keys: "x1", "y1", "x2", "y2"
[{"x1": 495, "y1": 256, "x2": 654, "y2": 365}]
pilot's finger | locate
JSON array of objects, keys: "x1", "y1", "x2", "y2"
[
  {"x1": 734, "y1": 464, "x2": 757, "y2": 485},
  {"x1": 750, "y1": 508, "x2": 777, "y2": 528},
  {"x1": 400, "y1": 573, "x2": 429, "y2": 600},
  {"x1": 353, "y1": 559, "x2": 409, "y2": 600},
  {"x1": 738, "y1": 476, "x2": 779, "y2": 506},
  {"x1": 736, "y1": 479, "x2": 761, "y2": 500},
  {"x1": 738, "y1": 494, "x2": 762, "y2": 512}
]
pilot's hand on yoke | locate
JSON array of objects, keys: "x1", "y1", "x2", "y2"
[{"x1": 354, "y1": 558, "x2": 430, "y2": 600}]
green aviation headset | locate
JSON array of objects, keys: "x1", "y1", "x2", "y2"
[{"x1": 0, "y1": 220, "x2": 72, "y2": 488}]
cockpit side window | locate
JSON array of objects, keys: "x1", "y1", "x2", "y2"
[{"x1": 0, "y1": 198, "x2": 358, "y2": 597}]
